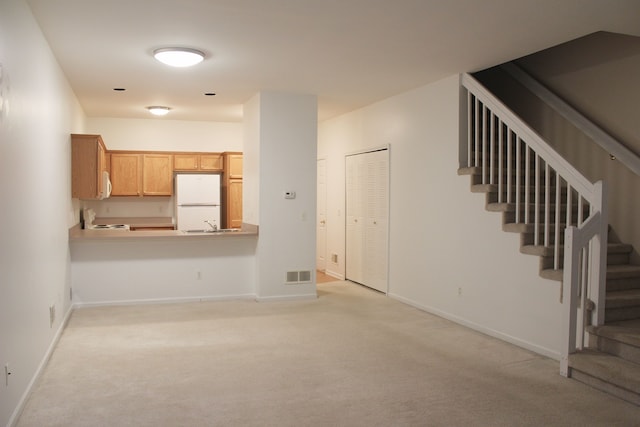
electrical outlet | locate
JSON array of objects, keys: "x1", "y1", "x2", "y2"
[
  {"x1": 458, "y1": 287, "x2": 462, "y2": 297},
  {"x1": 196, "y1": 271, "x2": 202, "y2": 280},
  {"x1": 70, "y1": 287, "x2": 73, "y2": 301},
  {"x1": 49, "y1": 304, "x2": 56, "y2": 328},
  {"x1": 5, "y1": 363, "x2": 10, "y2": 386}
]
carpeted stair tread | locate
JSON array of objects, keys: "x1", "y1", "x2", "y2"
[
  {"x1": 503, "y1": 222, "x2": 566, "y2": 234},
  {"x1": 520, "y1": 243, "x2": 631, "y2": 258},
  {"x1": 608, "y1": 243, "x2": 634, "y2": 254},
  {"x1": 569, "y1": 349, "x2": 640, "y2": 395},
  {"x1": 606, "y1": 289, "x2": 640, "y2": 309},
  {"x1": 606, "y1": 264, "x2": 640, "y2": 279},
  {"x1": 457, "y1": 167, "x2": 479, "y2": 176},
  {"x1": 540, "y1": 268, "x2": 563, "y2": 281},
  {"x1": 588, "y1": 324, "x2": 640, "y2": 350}
]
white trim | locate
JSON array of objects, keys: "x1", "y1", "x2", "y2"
[
  {"x1": 7, "y1": 304, "x2": 74, "y2": 427},
  {"x1": 73, "y1": 294, "x2": 257, "y2": 309},
  {"x1": 388, "y1": 293, "x2": 561, "y2": 361},
  {"x1": 324, "y1": 270, "x2": 345, "y2": 280},
  {"x1": 255, "y1": 293, "x2": 318, "y2": 302}
]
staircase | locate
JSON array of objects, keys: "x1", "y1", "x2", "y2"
[{"x1": 460, "y1": 72, "x2": 640, "y2": 406}]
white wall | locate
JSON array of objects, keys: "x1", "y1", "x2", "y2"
[
  {"x1": 319, "y1": 75, "x2": 563, "y2": 358},
  {"x1": 245, "y1": 92, "x2": 318, "y2": 300},
  {"x1": 85, "y1": 117, "x2": 242, "y2": 152},
  {"x1": 0, "y1": 1, "x2": 85, "y2": 425},
  {"x1": 70, "y1": 238, "x2": 257, "y2": 305}
]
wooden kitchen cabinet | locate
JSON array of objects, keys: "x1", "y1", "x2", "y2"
[
  {"x1": 110, "y1": 152, "x2": 173, "y2": 197},
  {"x1": 173, "y1": 154, "x2": 199, "y2": 171},
  {"x1": 222, "y1": 152, "x2": 243, "y2": 228},
  {"x1": 226, "y1": 179, "x2": 243, "y2": 228},
  {"x1": 110, "y1": 153, "x2": 142, "y2": 196},
  {"x1": 143, "y1": 154, "x2": 173, "y2": 196},
  {"x1": 200, "y1": 154, "x2": 223, "y2": 171},
  {"x1": 173, "y1": 153, "x2": 222, "y2": 172},
  {"x1": 71, "y1": 134, "x2": 109, "y2": 199}
]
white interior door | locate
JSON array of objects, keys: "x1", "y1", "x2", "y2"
[
  {"x1": 345, "y1": 149, "x2": 389, "y2": 293},
  {"x1": 316, "y1": 158, "x2": 327, "y2": 271}
]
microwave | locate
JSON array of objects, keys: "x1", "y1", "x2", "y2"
[{"x1": 100, "y1": 170, "x2": 112, "y2": 199}]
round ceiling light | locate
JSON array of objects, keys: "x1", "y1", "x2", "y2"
[
  {"x1": 153, "y1": 48, "x2": 204, "y2": 67},
  {"x1": 147, "y1": 106, "x2": 171, "y2": 116}
]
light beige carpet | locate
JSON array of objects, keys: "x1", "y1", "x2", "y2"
[{"x1": 16, "y1": 282, "x2": 640, "y2": 426}]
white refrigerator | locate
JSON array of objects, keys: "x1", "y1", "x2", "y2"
[{"x1": 175, "y1": 174, "x2": 221, "y2": 231}]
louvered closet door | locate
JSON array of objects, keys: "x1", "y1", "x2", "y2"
[
  {"x1": 346, "y1": 149, "x2": 389, "y2": 293},
  {"x1": 346, "y1": 154, "x2": 365, "y2": 284}
]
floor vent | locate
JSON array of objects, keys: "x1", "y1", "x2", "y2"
[{"x1": 285, "y1": 270, "x2": 313, "y2": 284}]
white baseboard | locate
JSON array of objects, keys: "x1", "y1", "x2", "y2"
[
  {"x1": 324, "y1": 269, "x2": 344, "y2": 280},
  {"x1": 388, "y1": 292, "x2": 561, "y2": 361},
  {"x1": 255, "y1": 293, "x2": 318, "y2": 302},
  {"x1": 72, "y1": 293, "x2": 257, "y2": 308},
  {"x1": 7, "y1": 304, "x2": 74, "y2": 427}
]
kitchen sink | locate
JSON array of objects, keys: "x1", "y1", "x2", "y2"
[{"x1": 182, "y1": 228, "x2": 240, "y2": 234}]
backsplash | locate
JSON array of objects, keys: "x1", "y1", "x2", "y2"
[{"x1": 83, "y1": 197, "x2": 174, "y2": 218}]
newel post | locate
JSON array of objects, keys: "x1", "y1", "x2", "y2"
[
  {"x1": 560, "y1": 226, "x2": 579, "y2": 377},
  {"x1": 590, "y1": 181, "x2": 608, "y2": 327}
]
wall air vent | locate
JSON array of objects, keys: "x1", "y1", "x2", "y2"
[
  {"x1": 299, "y1": 270, "x2": 311, "y2": 282},
  {"x1": 285, "y1": 270, "x2": 313, "y2": 284}
]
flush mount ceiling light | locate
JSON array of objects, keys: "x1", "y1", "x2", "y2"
[
  {"x1": 147, "y1": 106, "x2": 171, "y2": 116},
  {"x1": 153, "y1": 47, "x2": 204, "y2": 67}
]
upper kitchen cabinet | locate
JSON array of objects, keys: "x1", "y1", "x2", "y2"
[
  {"x1": 173, "y1": 153, "x2": 223, "y2": 172},
  {"x1": 71, "y1": 134, "x2": 110, "y2": 200},
  {"x1": 200, "y1": 154, "x2": 223, "y2": 171},
  {"x1": 143, "y1": 153, "x2": 173, "y2": 196},
  {"x1": 110, "y1": 152, "x2": 174, "y2": 197},
  {"x1": 110, "y1": 153, "x2": 142, "y2": 196},
  {"x1": 225, "y1": 153, "x2": 243, "y2": 179}
]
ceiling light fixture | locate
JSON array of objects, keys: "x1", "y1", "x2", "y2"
[
  {"x1": 147, "y1": 106, "x2": 171, "y2": 116},
  {"x1": 153, "y1": 47, "x2": 204, "y2": 67}
]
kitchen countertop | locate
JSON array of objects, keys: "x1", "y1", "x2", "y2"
[
  {"x1": 93, "y1": 216, "x2": 175, "y2": 228},
  {"x1": 69, "y1": 219, "x2": 258, "y2": 241}
]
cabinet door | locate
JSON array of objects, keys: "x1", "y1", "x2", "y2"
[
  {"x1": 143, "y1": 154, "x2": 173, "y2": 196},
  {"x1": 200, "y1": 154, "x2": 223, "y2": 171},
  {"x1": 173, "y1": 154, "x2": 199, "y2": 171},
  {"x1": 227, "y1": 154, "x2": 243, "y2": 178},
  {"x1": 110, "y1": 154, "x2": 141, "y2": 196},
  {"x1": 227, "y1": 179, "x2": 243, "y2": 228},
  {"x1": 71, "y1": 134, "x2": 106, "y2": 199}
]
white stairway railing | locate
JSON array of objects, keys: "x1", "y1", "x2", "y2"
[{"x1": 460, "y1": 73, "x2": 608, "y2": 377}]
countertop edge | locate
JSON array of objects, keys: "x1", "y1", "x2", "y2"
[{"x1": 69, "y1": 223, "x2": 258, "y2": 241}]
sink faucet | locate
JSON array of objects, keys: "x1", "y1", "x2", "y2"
[{"x1": 204, "y1": 220, "x2": 218, "y2": 231}]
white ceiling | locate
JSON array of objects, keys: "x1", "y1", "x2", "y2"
[{"x1": 26, "y1": 0, "x2": 640, "y2": 122}]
